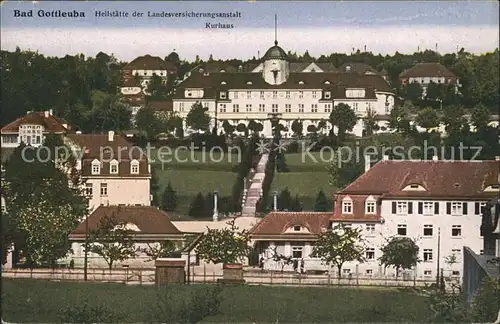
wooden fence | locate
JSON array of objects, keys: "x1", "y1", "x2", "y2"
[{"x1": 2, "y1": 267, "x2": 437, "y2": 288}]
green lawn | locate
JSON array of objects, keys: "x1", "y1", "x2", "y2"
[
  {"x1": 285, "y1": 152, "x2": 332, "y2": 172},
  {"x1": 150, "y1": 150, "x2": 240, "y2": 172},
  {"x1": 2, "y1": 279, "x2": 431, "y2": 323}
]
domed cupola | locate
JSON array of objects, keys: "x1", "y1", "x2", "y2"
[{"x1": 262, "y1": 40, "x2": 290, "y2": 85}]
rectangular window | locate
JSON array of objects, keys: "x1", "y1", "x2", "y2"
[
  {"x1": 312, "y1": 91, "x2": 318, "y2": 99},
  {"x1": 285, "y1": 91, "x2": 290, "y2": 99},
  {"x1": 272, "y1": 91, "x2": 277, "y2": 99},
  {"x1": 366, "y1": 201, "x2": 376, "y2": 214},
  {"x1": 451, "y1": 249, "x2": 461, "y2": 261},
  {"x1": 260, "y1": 91, "x2": 264, "y2": 99},
  {"x1": 353, "y1": 103, "x2": 359, "y2": 112},
  {"x1": 366, "y1": 269, "x2": 373, "y2": 275},
  {"x1": 397, "y1": 224, "x2": 407, "y2": 236},
  {"x1": 220, "y1": 92, "x2": 226, "y2": 99},
  {"x1": 342, "y1": 201, "x2": 353, "y2": 214},
  {"x1": 220, "y1": 104, "x2": 226, "y2": 113},
  {"x1": 324, "y1": 91, "x2": 331, "y2": 99},
  {"x1": 100, "y1": 183, "x2": 108, "y2": 197},
  {"x1": 233, "y1": 104, "x2": 239, "y2": 113},
  {"x1": 299, "y1": 91, "x2": 304, "y2": 99},
  {"x1": 272, "y1": 104, "x2": 278, "y2": 113},
  {"x1": 110, "y1": 163, "x2": 118, "y2": 174},
  {"x1": 423, "y1": 202, "x2": 433, "y2": 215},
  {"x1": 424, "y1": 270, "x2": 432, "y2": 276},
  {"x1": 311, "y1": 104, "x2": 318, "y2": 113},
  {"x1": 448, "y1": 202, "x2": 463, "y2": 215},
  {"x1": 423, "y1": 224, "x2": 433, "y2": 237},
  {"x1": 246, "y1": 104, "x2": 252, "y2": 112},
  {"x1": 285, "y1": 104, "x2": 291, "y2": 113},
  {"x1": 246, "y1": 91, "x2": 251, "y2": 99},
  {"x1": 366, "y1": 224, "x2": 375, "y2": 234},
  {"x1": 292, "y1": 246, "x2": 303, "y2": 258},
  {"x1": 451, "y1": 225, "x2": 462, "y2": 237},
  {"x1": 395, "y1": 201, "x2": 408, "y2": 214},
  {"x1": 233, "y1": 92, "x2": 238, "y2": 99},
  {"x1": 180, "y1": 103, "x2": 185, "y2": 112},
  {"x1": 423, "y1": 249, "x2": 433, "y2": 262},
  {"x1": 365, "y1": 248, "x2": 375, "y2": 260},
  {"x1": 324, "y1": 104, "x2": 332, "y2": 113},
  {"x1": 85, "y1": 183, "x2": 93, "y2": 197},
  {"x1": 298, "y1": 104, "x2": 304, "y2": 113},
  {"x1": 131, "y1": 163, "x2": 139, "y2": 174},
  {"x1": 259, "y1": 104, "x2": 265, "y2": 112},
  {"x1": 91, "y1": 164, "x2": 100, "y2": 175},
  {"x1": 452, "y1": 271, "x2": 460, "y2": 277},
  {"x1": 475, "y1": 202, "x2": 486, "y2": 215}
]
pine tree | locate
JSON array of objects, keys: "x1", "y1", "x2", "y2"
[
  {"x1": 188, "y1": 192, "x2": 206, "y2": 218},
  {"x1": 291, "y1": 195, "x2": 302, "y2": 211},
  {"x1": 278, "y1": 188, "x2": 292, "y2": 211},
  {"x1": 160, "y1": 181, "x2": 177, "y2": 212},
  {"x1": 204, "y1": 192, "x2": 214, "y2": 218},
  {"x1": 314, "y1": 190, "x2": 329, "y2": 212}
]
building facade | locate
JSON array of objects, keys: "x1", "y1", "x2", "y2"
[
  {"x1": 399, "y1": 62, "x2": 459, "y2": 96},
  {"x1": 0, "y1": 110, "x2": 69, "y2": 148},
  {"x1": 172, "y1": 41, "x2": 395, "y2": 138},
  {"x1": 64, "y1": 131, "x2": 152, "y2": 212}
]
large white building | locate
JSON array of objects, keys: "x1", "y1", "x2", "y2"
[
  {"x1": 249, "y1": 157, "x2": 500, "y2": 280},
  {"x1": 172, "y1": 41, "x2": 395, "y2": 138}
]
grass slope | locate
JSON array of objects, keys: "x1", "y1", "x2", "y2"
[{"x1": 2, "y1": 279, "x2": 430, "y2": 323}]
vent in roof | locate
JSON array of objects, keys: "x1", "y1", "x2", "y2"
[
  {"x1": 220, "y1": 81, "x2": 227, "y2": 85},
  {"x1": 246, "y1": 81, "x2": 252, "y2": 85},
  {"x1": 203, "y1": 72, "x2": 210, "y2": 76},
  {"x1": 298, "y1": 81, "x2": 304, "y2": 84},
  {"x1": 324, "y1": 81, "x2": 330, "y2": 84},
  {"x1": 220, "y1": 69, "x2": 226, "y2": 73}
]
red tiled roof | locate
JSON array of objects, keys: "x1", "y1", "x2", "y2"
[
  {"x1": 65, "y1": 133, "x2": 150, "y2": 177},
  {"x1": 249, "y1": 212, "x2": 331, "y2": 238},
  {"x1": 399, "y1": 63, "x2": 456, "y2": 78},
  {"x1": 339, "y1": 160, "x2": 500, "y2": 199},
  {"x1": 70, "y1": 206, "x2": 182, "y2": 238},
  {"x1": 123, "y1": 55, "x2": 177, "y2": 72},
  {"x1": 1, "y1": 111, "x2": 68, "y2": 133},
  {"x1": 331, "y1": 195, "x2": 382, "y2": 222}
]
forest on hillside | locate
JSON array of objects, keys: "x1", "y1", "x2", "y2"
[{"x1": 1, "y1": 47, "x2": 498, "y2": 130}]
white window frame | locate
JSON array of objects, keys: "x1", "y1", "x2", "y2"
[
  {"x1": 423, "y1": 249, "x2": 433, "y2": 262},
  {"x1": 259, "y1": 104, "x2": 265, "y2": 112},
  {"x1": 271, "y1": 104, "x2": 278, "y2": 113},
  {"x1": 246, "y1": 91, "x2": 251, "y2": 99},
  {"x1": 291, "y1": 246, "x2": 303, "y2": 259},
  {"x1": 91, "y1": 160, "x2": 101, "y2": 175},
  {"x1": 272, "y1": 91, "x2": 277, "y2": 99},
  {"x1": 110, "y1": 160, "x2": 119, "y2": 174},
  {"x1": 365, "y1": 248, "x2": 375, "y2": 260},
  {"x1": 324, "y1": 104, "x2": 331, "y2": 113},
  {"x1": 451, "y1": 202, "x2": 462, "y2": 215},
  {"x1": 246, "y1": 104, "x2": 252, "y2": 112},
  {"x1": 366, "y1": 224, "x2": 375, "y2": 235},
  {"x1": 397, "y1": 224, "x2": 407, "y2": 236},
  {"x1": 285, "y1": 104, "x2": 291, "y2": 113},
  {"x1": 100, "y1": 183, "x2": 108, "y2": 197},
  {"x1": 233, "y1": 104, "x2": 239, "y2": 113},
  {"x1": 365, "y1": 201, "x2": 376, "y2": 214},
  {"x1": 298, "y1": 104, "x2": 304, "y2": 113},
  {"x1": 285, "y1": 91, "x2": 290, "y2": 99},
  {"x1": 298, "y1": 91, "x2": 304, "y2": 99},
  {"x1": 130, "y1": 160, "x2": 139, "y2": 174},
  {"x1": 85, "y1": 183, "x2": 93, "y2": 197},
  {"x1": 220, "y1": 92, "x2": 226, "y2": 99},
  {"x1": 324, "y1": 91, "x2": 331, "y2": 99},
  {"x1": 423, "y1": 224, "x2": 433, "y2": 237},
  {"x1": 260, "y1": 91, "x2": 264, "y2": 99},
  {"x1": 342, "y1": 199, "x2": 353, "y2": 214},
  {"x1": 397, "y1": 201, "x2": 408, "y2": 215},
  {"x1": 311, "y1": 104, "x2": 318, "y2": 113},
  {"x1": 424, "y1": 270, "x2": 432, "y2": 276},
  {"x1": 423, "y1": 202, "x2": 433, "y2": 215},
  {"x1": 451, "y1": 225, "x2": 462, "y2": 237},
  {"x1": 220, "y1": 104, "x2": 226, "y2": 113},
  {"x1": 312, "y1": 91, "x2": 317, "y2": 99},
  {"x1": 233, "y1": 91, "x2": 238, "y2": 99},
  {"x1": 451, "y1": 249, "x2": 461, "y2": 262}
]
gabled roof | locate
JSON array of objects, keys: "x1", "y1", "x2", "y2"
[
  {"x1": 123, "y1": 55, "x2": 176, "y2": 71},
  {"x1": 249, "y1": 212, "x2": 331, "y2": 239},
  {"x1": 65, "y1": 133, "x2": 150, "y2": 177},
  {"x1": 399, "y1": 62, "x2": 456, "y2": 78},
  {"x1": 1, "y1": 111, "x2": 68, "y2": 133},
  {"x1": 331, "y1": 194, "x2": 382, "y2": 222},
  {"x1": 69, "y1": 206, "x2": 182, "y2": 239},
  {"x1": 338, "y1": 160, "x2": 500, "y2": 199}
]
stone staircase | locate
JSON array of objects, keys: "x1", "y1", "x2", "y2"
[{"x1": 241, "y1": 154, "x2": 269, "y2": 217}]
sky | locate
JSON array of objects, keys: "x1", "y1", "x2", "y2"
[{"x1": 1, "y1": 1, "x2": 499, "y2": 61}]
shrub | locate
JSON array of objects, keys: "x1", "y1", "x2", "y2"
[{"x1": 59, "y1": 301, "x2": 120, "y2": 323}]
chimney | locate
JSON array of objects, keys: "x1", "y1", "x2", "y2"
[
  {"x1": 108, "y1": 130, "x2": 114, "y2": 142},
  {"x1": 364, "y1": 155, "x2": 371, "y2": 173},
  {"x1": 44, "y1": 111, "x2": 50, "y2": 118},
  {"x1": 76, "y1": 131, "x2": 82, "y2": 135},
  {"x1": 432, "y1": 155, "x2": 439, "y2": 161},
  {"x1": 383, "y1": 155, "x2": 389, "y2": 161}
]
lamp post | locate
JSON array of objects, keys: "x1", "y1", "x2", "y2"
[
  {"x1": 213, "y1": 189, "x2": 219, "y2": 221},
  {"x1": 84, "y1": 214, "x2": 89, "y2": 281},
  {"x1": 273, "y1": 190, "x2": 278, "y2": 211},
  {"x1": 436, "y1": 227, "x2": 441, "y2": 286}
]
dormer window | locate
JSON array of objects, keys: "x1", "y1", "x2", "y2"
[
  {"x1": 220, "y1": 91, "x2": 227, "y2": 99},
  {"x1": 110, "y1": 160, "x2": 119, "y2": 174},
  {"x1": 324, "y1": 91, "x2": 331, "y2": 99},
  {"x1": 246, "y1": 81, "x2": 252, "y2": 85},
  {"x1": 324, "y1": 81, "x2": 330, "y2": 84},
  {"x1": 410, "y1": 184, "x2": 419, "y2": 189},
  {"x1": 130, "y1": 160, "x2": 139, "y2": 174},
  {"x1": 220, "y1": 81, "x2": 227, "y2": 85},
  {"x1": 91, "y1": 159, "x2": 100, "y2": 175},
  {"x1": 298, "y1": 81, "x2": 304, "y2": 84},
  {"x1": 293, "y1": 225, "x2": 301, "y2": 231},
  {"x1": 365, "y1": 201, "x2": 376, "y2": 214},
  {"x1": 342, "y1": 198, "x2": 353, "y2": 214}
]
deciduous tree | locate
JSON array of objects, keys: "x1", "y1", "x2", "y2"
[
  {"x1": 291, "y1": 119, "x2": 303, "y2": 138},
  {"x1": 186, "y1": 102, "x2": 210, "y2": 133},
  {"x1": 379, "y1": 237, "x2": 419, "y2": 279},
  {"x1": 363, "y1": 108, "x2": 379, "y2": 136},
  {"x1": 415, "y1": 107, "x2": 440, "y2": 131},
  {"x1": 329, "y1": 103, "x2": 358, "y2": 142},
  {"x1": 311, "y1": 224, "x2": 365, "y2": 278},
  {"x1": 160, "y1": 181, "x2": 177, "y2": 212},
  {"x1": 137, "y1": 241, "x2": 177, "y2": 262}
]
